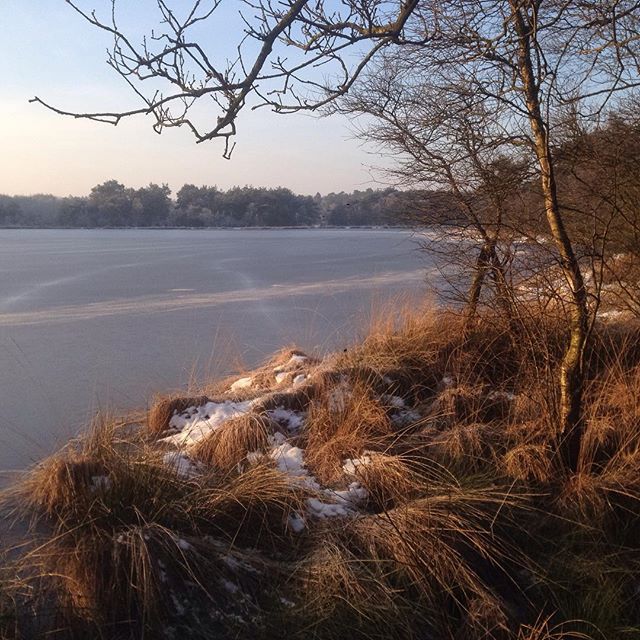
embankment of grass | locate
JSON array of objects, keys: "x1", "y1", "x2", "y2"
[{"x1": 1, "y1": 308, "x2": 639, "y2": 639}]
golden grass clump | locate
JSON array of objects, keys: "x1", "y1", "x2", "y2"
[
  {"x1": 428, "y1": 385, "x2": 515, "y2": 429},
  {"x1": 27, "y1": 523, "x2": 265, "y2": 638},
  {"x1": 339, "y1": 305, "x2": 461, "y2": 400},
  {"x1": 304, "y1": 381, "x2": 393, "y2": 484},
  {"x1": 323, "y1": 480, "x2": 525, "y2": 638},
  {"x1": 296, "y1": 540, "x2": 416, "y2": 638},
  {"x1": 15, "y1": 454, "x2": 107, "y2": 521},
  {"x1": 147, "y1": 394, "x2": 209, "y2": 435},
  {"x1": 428, "y1": 421, "x2": 498, "y2": 470},
  {"x1": 502, "y1": 443, "x2": 554, "y2": 484},
  {"x1": 218, "y1": 347, "x2": 320, "y2": 395},
  {"x1": 344, "y1": 452, "x2": 421, "y2": 511},
  {"x1": 191, "y1": 412, "x2": 275, "y2": 471},
  {"x1": 251, "y1": 383, "x2": 318, "y2": 413},
  {"x1": 197, "y1": 462, "x2": 307, "y2": 548}
]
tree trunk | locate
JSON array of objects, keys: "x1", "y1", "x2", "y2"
[
  {"x1": 465, "y1": 237, "x2": 514, "y2": 331},
  {"x1": 465, "y1": 243, "x2": 491, "y2": 328},
  {"x1": 512, "y1": 3, "x2": 589, "y2": 470}
]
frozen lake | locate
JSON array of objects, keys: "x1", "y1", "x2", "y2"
[{"x1": 0, "y1": 228, "x2": 431, "y2": 470}]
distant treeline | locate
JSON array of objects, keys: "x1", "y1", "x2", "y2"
[{"x1": 0, "y1": 183, "x2": 457, "y2": 229}]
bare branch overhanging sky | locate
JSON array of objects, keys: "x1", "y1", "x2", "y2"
[{"x1": 0, "y1": 0, "x2": 381, "y2": 197}]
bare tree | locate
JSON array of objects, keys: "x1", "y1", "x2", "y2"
[
  {"x1": 38, "y1": 0, "x2": 640, "y2": 469},
  {"x1": 333, "y1": 55, "x2": 526, "y2": 328}
]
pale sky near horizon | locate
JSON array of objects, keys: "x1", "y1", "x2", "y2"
[{"x1": 0, "y1": 1, "x2": 386, "y2": 198}]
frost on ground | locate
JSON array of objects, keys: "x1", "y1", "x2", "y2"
[
  {"x1": 156, "y1": 352, "x2": 387, "y2": 528},
  {"x1": 163, "y1": 400, "x2": 253, "y2": 447},
  {"x1": 267, "y1": 407, "x2": 304, "y2": 432},
  {"x1": 230, "y1": 377, "x2": 253, "y2": 392},
  {"x1": 163, "y1": 451, "x2": 201, "y2": 478}
]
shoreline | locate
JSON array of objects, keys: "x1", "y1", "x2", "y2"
[{"x1": 1, "y1": 308, "x2": 639, "y2": 638}]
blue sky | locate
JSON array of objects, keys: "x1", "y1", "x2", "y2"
[{"x1": 0, "y1": 0, "x2": 382, "y2": 197}]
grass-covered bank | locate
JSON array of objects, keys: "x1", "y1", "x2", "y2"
[{"x1": 1, "y1": 308, "x2": 639, "y2": 639}]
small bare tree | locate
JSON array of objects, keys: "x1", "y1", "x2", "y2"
[{"x1": 332, "y1": 55, "x2": 527, "y2": 327}]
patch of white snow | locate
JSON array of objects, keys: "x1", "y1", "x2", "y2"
[
  {"x1": 90, "y1": 475, "x2": 111, "y2": 491},
  {"x1": 230, "y1": 377, "x2": 253, "y2": 392},
  {"x1": 343, "y1": 455, "x2": 373, "y2": 475},
  {"x1": 288, "y1": 513, "x2": 306, "y2": 533},
  {"x1": 163, "y1": 452, "x2": 200, "y2": 478},
  {"x1": 163, "y1": 400, "x2": 252, "y2": 447},
  {"x1": 268, "y1": 407, "x2": 305, "y2": 432}
]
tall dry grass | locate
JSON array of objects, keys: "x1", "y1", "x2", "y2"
[{"x1": 0, "y1": 306, "x2": 639, "y2": 638}]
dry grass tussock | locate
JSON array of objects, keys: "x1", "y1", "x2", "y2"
[
  {"x1": 191, "y1": 412, "x2": 275, "y2": 471},
  {"x1": 147, "y1": 393, "x2": 210, "y2": 435},
  {"x1": 304, "y1": 379, "x2": 393, "y2": 484},
  {"x1": 0, "y1": 307, "x2": 639, "y2": 638}
]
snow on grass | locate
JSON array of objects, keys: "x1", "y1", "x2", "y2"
[
  {"x1": 264, "y1": 433, "x2": 368, "y2": 527},
  {"x1": 220, "y1": 578, "x2": 239, "y2": 594},
  {"x1": 391, "y1": 408, "x2": 421, "y2": 427},
  {"x1": 287, "y1": 513, "x2": 306, "y2": 533},
  {"x1": 306, "y1": 497, "x2": 351, "y2": 518},
  {"x1": 488, "y1": 390, "x2": 517, "y2": 401},
  {"x1": 268, "y1": 433, "x2": 318, "y2": 488},
  {"x1": 293, "y1": 374, "x2": 306, "y2": 386},
  {"x1": 267, "y1": 407, "x2": 305, "y2": 432},
  {"x1": 230, "y1": 377, "x2": 253, "y2": 392},
  {"x1": 275, "y1": 372, "x2": 288, "y2": 384},
  {"x1": 274, "y1": 354, "x2": 309, "y2": 377},
  {"x1": 163, "y1": 400, "x2": 253, "y2": 447},
  {"x1": 343, "y1": 455, "x2": 373, "y2": 475},
  {"x1": 177, "y1": 538, "x2": 192, "y2": 551},
  {"x1": 598, "y1": 309, "x2": 626, "y2": 320},
  {"x1": 90, "y1": 475, "x2": 111, "y2": 491},
  {"x1": 382, "y1": 394, "x2": 405, "y2": 408},
  {"x1": 307, "y1": 482, "x2": 368, "y2": 518},
  {"x1": 327, "y1": 381, "x2": 351, "y2": 412},
  {"x1": 163, "y1": 451, "x2": 201, "y2": 478}
]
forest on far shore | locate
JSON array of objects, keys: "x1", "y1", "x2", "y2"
[{"x1": 0, "y1": 184, "x2": 451, "y2": 229}]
